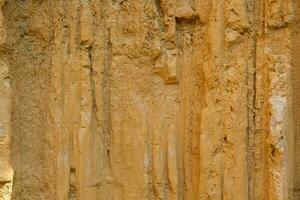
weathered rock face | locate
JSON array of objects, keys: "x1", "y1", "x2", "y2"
[{"x1": 0, "y1": 0, "x2": 300, "y2": 199}]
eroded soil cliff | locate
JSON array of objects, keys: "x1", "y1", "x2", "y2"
[{"x1": 0, "y1": 0, "x2": 300, "y2": 199}]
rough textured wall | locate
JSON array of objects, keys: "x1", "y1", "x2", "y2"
[
  {"x1": 0, "y1": 0, "x2": 12, "y2": 199},
  {"x1": 0, "y1": 0, "x2": 300, "y2": 200}
]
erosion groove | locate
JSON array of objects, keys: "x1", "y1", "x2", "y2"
[{"x1": 0, "y1": 0, "x2": 300, "y2": 199}]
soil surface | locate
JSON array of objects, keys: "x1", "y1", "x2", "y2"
[{"x1": 0, "y1": 0, "x2": 300, "y2": 199}]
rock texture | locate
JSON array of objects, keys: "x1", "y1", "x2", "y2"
[{"x1": 0, "y1": 0, "x2": 300, "y2": 199}]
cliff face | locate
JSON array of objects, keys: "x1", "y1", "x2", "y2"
[{"x1": 0, "y1": 0, "x2": 299, "y2": 199}]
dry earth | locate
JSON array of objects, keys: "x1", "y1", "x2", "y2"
[{"x1": 0, "y1": 0, "x2": 300, "y2": 199}]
